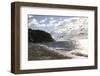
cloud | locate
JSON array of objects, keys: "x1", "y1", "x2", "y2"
[
  {"x1": 40, "y1": 18, "x2": 47, "y2": 23},
  {"x1": 49, "y1": 17, "x2": 54, "y2": 20},
  {"x1": 28, "y1": 15, "x2": 34, "y2": 18},
  {"x1": 49, "y1": 19, "x2": 57, "y2": 24},
  {"x1": 31, "y1": 18, "x2": 39, "y2": 25},
  {"x1": 29, "y1": 18, "x2": 39, "y2": 27}
]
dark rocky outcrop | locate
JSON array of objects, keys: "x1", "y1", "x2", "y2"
[{"x1": 28, "y1": 29, "x2": 55, "y2": 43}]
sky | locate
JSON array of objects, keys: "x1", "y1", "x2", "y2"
[
  {"x1": 28, "y1": 15, "x2": 80, "y2": 33},
  {"x1": 28, "y1": 15, "x2": 88, "y2": 41},
  {"x1": 28, "y1": 15, "x2": 73, "y2": 25}
]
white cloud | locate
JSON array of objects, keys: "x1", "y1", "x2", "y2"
[
  {"x1": 31, "y1": 18, "x2": 39, "y2": 25},
  {"x1": 28, "y1": 15, "x2": 34, "y2": 18},
  {"x1": 49, "y1": 17, "x2": 54, "y2": 20},
  {"x1": 49, "y1": 19, "x2": 57, "y2": 24},
  {"x1": 29, "y1": 18, "x2": 39, "y2": 27},
  {"x1": 28, "y1": 18, "x2": 39, "y2": 28},
  {"x1": 40, "y1": 18, "x2": 47, "y2": 23}
]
